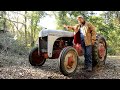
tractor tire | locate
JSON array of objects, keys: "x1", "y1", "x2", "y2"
[
  {"x1": 29, "y1": 47, "x2": 46, "y2": 66},
  {"x1": 92, "y1": 34, "x2": 107, "y2": 67},
  {"x1": 59, "y1": 46, "x2": 78, "y2": 76}
]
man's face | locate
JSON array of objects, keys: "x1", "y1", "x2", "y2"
[{"x1": 77, "y1": 17, "x2": 84, "y2": 24}]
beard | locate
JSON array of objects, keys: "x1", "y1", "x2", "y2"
[{"x1": 81, "y1": 20, "x2": 85, "y2": 25}]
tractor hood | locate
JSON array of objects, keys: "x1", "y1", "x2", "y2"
[{"x1": 39, "y1": 29, "x2": 74, "y2": 37}]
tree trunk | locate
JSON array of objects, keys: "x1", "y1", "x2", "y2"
[
  {"x1": 31, "y1": 18, "x2": 34, "y2": 47},
  {"x1": 25, "y1": 11, "x2": 27, "y2": 46},
  {"x1": 3, "y1": 11, "x2": 6, "y2": 32}
]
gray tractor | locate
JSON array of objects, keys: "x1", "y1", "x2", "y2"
[{"x1": 29, "y1": 28, "x2": 107, "y2": 76}]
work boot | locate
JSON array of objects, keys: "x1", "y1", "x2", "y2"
[
  {"x1": 82, "y1": 66, "x2": 88, "y2": 70},
  {"x1": 86, "y1": 67, "x2": 92, "y2": 72}
]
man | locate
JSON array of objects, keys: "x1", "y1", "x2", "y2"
[{"x1": 64, "y1": 15, "x2": 96, "y2": 72}]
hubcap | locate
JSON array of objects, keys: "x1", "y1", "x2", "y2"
[
  {"x1": 98, "y1": 41, "x2": 106, "y2": 61},
  {"x1": 67, "y1": 55, "x2": 74, "y2": 68},
  {"x1": 32, "y1": 50, "x2": 44, "y2": 65},
  {"x1": 64, "y1": 51, "x2": 77, "y2": 73}
]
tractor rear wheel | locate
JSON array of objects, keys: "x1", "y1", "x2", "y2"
[{"x1": 92, "y1": 34, "x2": 107, "y2": 67}]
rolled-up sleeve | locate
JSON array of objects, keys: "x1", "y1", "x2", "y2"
[{"x1": 88, "y1": 22, "x2": 96, "y2": 41}]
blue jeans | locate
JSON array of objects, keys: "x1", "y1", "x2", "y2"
[{"x1": 81, "y1": 39, "x2": 92, "y2": 68}]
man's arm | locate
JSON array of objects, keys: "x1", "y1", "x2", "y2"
[
  {"x1": 63, "y1": 24, "x2": 80, "y2": 33},
  {"x1": 88, "y1": 22, "x2": 96, "y2": 44},
  {"x1": 63, "y1": 24, "x2": 74, "y2": 30}
]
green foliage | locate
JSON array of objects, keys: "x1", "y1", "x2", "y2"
[
  {"x1": 1, "y1": 11, "x2": 120, "y2": 55},
  {"x1": 55, "y1": 11, "x2": 90, "y2": 30},
  {"x1": 0, "y1": 18, "x2": 4, "y2": 30},
  {"x1": 55, "y1": 11, "x2": 120, "y2": 55},
  {"x1": 26, "y1": 11, "x2": 46, "y2": 47},
  {"x1": 0, "y1": 11, "x2": 47, "y2": 56}
]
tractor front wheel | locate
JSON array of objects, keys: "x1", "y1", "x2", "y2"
[
  {"x1": 29, "y1": 47, "x2": 46, "y2": 66},
  {"x1": 59, "y1": 46, "x2": 78, "y2": 76}
]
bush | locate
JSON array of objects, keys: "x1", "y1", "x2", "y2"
[
  {"x1": 0, "y1": 31, "x2": 29, "y2": 56},
  {"x1": 107, "y1": 47, "x2": 116, "y2": 55}
]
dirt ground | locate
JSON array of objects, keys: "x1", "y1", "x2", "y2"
[{"x1": 0, "y1": 53, "x2": 120, "y2": 79}]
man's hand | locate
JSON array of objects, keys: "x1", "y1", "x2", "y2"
[
  {"x1": 63, "y1": 24, "x2": 69, "y2": 30},
  {"x1": 92, "y1": 40, "x2": 95, "y2": 45},
  {"x1": 63, "y1": 24, "x2": 67, "y2": 28},
  {"x1": 63, "y1": 24, "x2": 78, "y2": 31}
]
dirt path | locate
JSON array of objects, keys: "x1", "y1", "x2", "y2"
[{"x1": 0, "y1": 53, "x2": 120, "y2": 79}]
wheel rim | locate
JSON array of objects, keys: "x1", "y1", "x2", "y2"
[
  {"x1": 98, "y1": 40, "x2": 106, "y2": 61},
  {"x1": 32, "y1": 49, "x2": 45, "y2": 65},
  {"x1": 64, "y1": 50, "x2": 77, "y2": 73}
]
